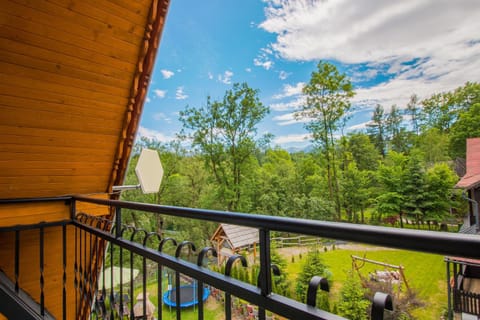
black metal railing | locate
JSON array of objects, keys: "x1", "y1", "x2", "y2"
[{"x1": 2, "y1": 195, "x2": 480, "y2": 320}]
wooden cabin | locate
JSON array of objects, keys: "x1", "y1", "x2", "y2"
[{"x1": 0, "y1": 0, "x2": 170, "y2": 318}]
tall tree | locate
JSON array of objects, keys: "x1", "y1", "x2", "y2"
[
  {"x1": 406, "y1": 94, "x2": 420, "y2": 135},
  {"x1": 296, "y1": 61, "x2": 354, "y2": 219},
  {"x1": 449, "y1": 102, "x2": 480, "y2": 158},
  {"x1": 179, "y1": 82, "x2": 269, "y2": 211},
  {"x1": 385, "y1": 105, "x2": 404, "y2": 152},
  {"x1": 366, "y1": 104, "x2": 387, "y2": 157}
]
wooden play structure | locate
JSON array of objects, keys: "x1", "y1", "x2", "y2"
[{"x1": 352, "y1": 255, "x2": 410, "y2": 292}]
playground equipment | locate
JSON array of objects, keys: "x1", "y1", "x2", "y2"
[
  {"x1": 163, "y1": 283, "x2": 210, "y2": 308},
  {"x1": 351, "y1": 255, "x2": 410, "y2": 291}
]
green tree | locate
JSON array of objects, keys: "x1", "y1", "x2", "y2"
[
  {"x1": 342, "y1": 161, "x2": 372, "y2": 223},
  {"x1": 449, "y1": 103, "x2": 480, "y2": 158},
  {"x1": 179, "y1": 82, "x2": 269, "y2": 211},
  {"x1": 374, "y1": 152, "x2": 407, "y2": 224},
  {"x1": 386, "y1": 105, "x2": 406, "y2": 153},
  {"x1": 366, "y1": 104, "x2": 387, "y2": 157},
  {"x1": 344, "y1": 133, "x2": 381, "y2": 171},
  {"x1": 415, "y1": 128, "x2": 450, "y2": 165},
  {"x1": 337, "y1": 273, "x2": 369, "y2": 320},
  {"x1": 296, "y1": 249, "x2": 331, "y2": 310},
  {"x1": 406, "y1": 94, "x2": 420, "y2": 135},
  {"x1": 296, "y1": 61, "x2": 355, "y2": 219},
  {"x1": 402, "y1": 151, "x2": 427, "y2": 225},
  {"x1": 424, "y1": 163, "x2": 459, "y2": 222}
]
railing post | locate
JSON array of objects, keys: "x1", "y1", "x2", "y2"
[
  {"x1": 258, "y1": 228, "x2": 272, "y2": 320},
  {"x1": 14, "y1": 230, "x2": 19, "y2": 294},
  {"x1": 174, "y1": 241, "x2": 196, "y2": 320},
  {"x1": 39, "y1": 225, "x2": 45, "y2": 316},
  {"x1": 115, "y1": 206, "x2": 122, "y2": 238},
  {"x1": 197, "y1": 247, "x2": 217, "y2": 320},
  {"x1": 62, "y1": 224, "x2": 67, "y2": 320}
]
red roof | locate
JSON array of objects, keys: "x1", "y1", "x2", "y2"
[{"x1": 456, "y1": 138, "x2": 480, "y2": 189}]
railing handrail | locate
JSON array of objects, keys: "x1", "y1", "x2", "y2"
[{"x1": 73, "y1": 194, "x2": 480, "y2": 259}]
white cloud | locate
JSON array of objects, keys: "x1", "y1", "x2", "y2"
[
  {"x1": 272, "y1": 112, "x2": 308, "y2": 126},
  {"x1": 146, "y1": 97, "x2": 151, "y2": 103},
  {"x1": 274, "y1": 133, "x2": 311, "y2": 145},
  {"x1": 154, "y1": 89, "x2": 166, "y2": 98},
  {"x1": 273, "y1": 82, "x2": 305, "y2": 99},
  {"x1": 246, "y1": 68, "x2": 252, "y2": 73},
  {"x1": 279, "y1": 70, "x2": 290, "y2": 80},
  {"x1": 137, "y1": 126, "x2": 174, "y2": 142},
  {"x1": 218, "y1": 70, "x2": 234, "y2": 84},
  {"x1": 261, "y1": 0, "x2": 480, "y2": 109},
  {"x1": 176, "y1": 87, "x2": 188, "y2": 100},
  {"x1": 270, "y1": 97, "x2": 305, "y2": 112},
  {"x1": 208, "y1": 72, "x2": 214, "y2": 80},
  {"x1": 254, "y1": 56, "x2": 274, "y2": 70},
  {"x1": 153, "y1": 112, "x2": 171, "y2": 122},
  {"x1": 347, "y1": 121, "x2": 372, "y2": 132},
  {"x1": 160, "y1": 69, "x2": 174, "y2": 79}
]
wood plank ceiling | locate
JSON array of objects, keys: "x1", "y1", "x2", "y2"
[{"x1": 0, "y1": 0, "x2": 170, "y2": 199}]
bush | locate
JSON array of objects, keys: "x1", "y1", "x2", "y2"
[{"x1": 337, "y1": 273, "x2": 370, "y2": 320}]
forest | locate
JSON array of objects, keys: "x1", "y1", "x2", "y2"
[{"x1": 121, "y1": 62, "x2": 480, "y2": 245}]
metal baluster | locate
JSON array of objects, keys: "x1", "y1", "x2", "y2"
[
  {"x1": 306, "y1": 276, "x2": 329, "y2": 308},
  {"x1": 175, "y1": 241, "x2": 196, "y2": 320},
  {"x1": 39, "y1": 225, "x2": 45, "y2": 316},
  {"x1": 110, "y1": 223, "x2": 115, "y2": 320},
  {"x1": 158, "y1": 237, "x2": 177, "y2": 320},
  {"x1": 129, "y1": 228, "x2": 147, "y2": 319},
  {"x1": 14, "y1": 230, "x2": 19, "y2": 294},
  {"x1": 224, "y1": 255, "x2": 247, "y2": 320},
  {"x1": 371, "y1": 292, "x2": 393, "y2": 320},
  {"x1": 197, "y1": 247, "x2": 217, "y2": 320},
  {"x1": 62, "y1": 224, "x2": 67, "y2": 320},
  {"x1": 141, "y1": 232, "x2": 162, "y2": 320},
  {"x1": 258, "y1": 229, "x2": 271, "y2": 320},
  {"x1": 118, "y1": 225, "x2": 132, "y2": 319},
  {"x1": 74, "y1": 218, "x2": 78, "y2": 317}
]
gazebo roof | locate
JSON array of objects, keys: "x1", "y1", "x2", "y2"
[{"x1": 211, "y1": 223, "x2": 259, "y2": 251}]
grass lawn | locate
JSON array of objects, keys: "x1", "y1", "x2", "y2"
[{"x1": 284, "y1": 245, "x2": 446, "y2": 319}]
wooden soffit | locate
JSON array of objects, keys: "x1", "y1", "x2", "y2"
[{"x1": 0, "y1": 0, "x2": 170, "y2": 199}]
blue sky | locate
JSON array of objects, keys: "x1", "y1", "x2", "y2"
[{"x1": 139, "y1": 0, "x2": 480, "y2": 149}]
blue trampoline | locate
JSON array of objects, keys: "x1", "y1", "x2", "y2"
[{"x1": 163, "y1": 284, "x2": 210, "y2": 308}]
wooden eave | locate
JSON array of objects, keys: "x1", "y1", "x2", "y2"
[{"x1": 0, "y1": 0, "x2": 170, "y2": 199}]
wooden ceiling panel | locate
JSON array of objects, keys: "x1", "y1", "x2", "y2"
[
  {"x1": 4, "y1": 0, "x2": 144, "y2": 46},
  {"x1": 0, "y1": 11, "x2": 138, "y2": 64},
  {"x1": 0, "y1": 125, "x2": 119, "y2": 149},
  {"x1": 0, "y1": 27, "x2": 136, "y2": 72},
  {"x1": 0, "y1": 0, "x2": 171, "y2": 200}
]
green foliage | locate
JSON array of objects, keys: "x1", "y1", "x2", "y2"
[
  {"x1": 295, "y1": 249, "x2": 331, "y2": 310},
  {"x1": 296, "y1": 61, "x2": 355, "y2": 219},
  {"x1": 337, "y1": 273, "x2": 369, "y2": 320},
  {"x1": 449, "y1": 102, "x2": 480, "y2": 158},
  {"x1": 179, "y1": 82, "x2": 269, "y2": 211}
]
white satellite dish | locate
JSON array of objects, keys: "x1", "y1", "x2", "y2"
[{"x1": 112, "y1": 148, "x2": 164, "y2": 194}]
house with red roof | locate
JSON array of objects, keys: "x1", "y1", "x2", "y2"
[
  {"x1": 456, "y1": 137, "x2": 480, "y2": 234},
  {"x1": 446, "y1": 137, "x2": 480, "y2": 318}
]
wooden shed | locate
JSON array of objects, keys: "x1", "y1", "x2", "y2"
[
  {"x1": 0, "y1": 0, "x2": 170, "y2": 318},
  {"x1": 210, "y1": 224, "x2": 259, "y2": 264}
]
